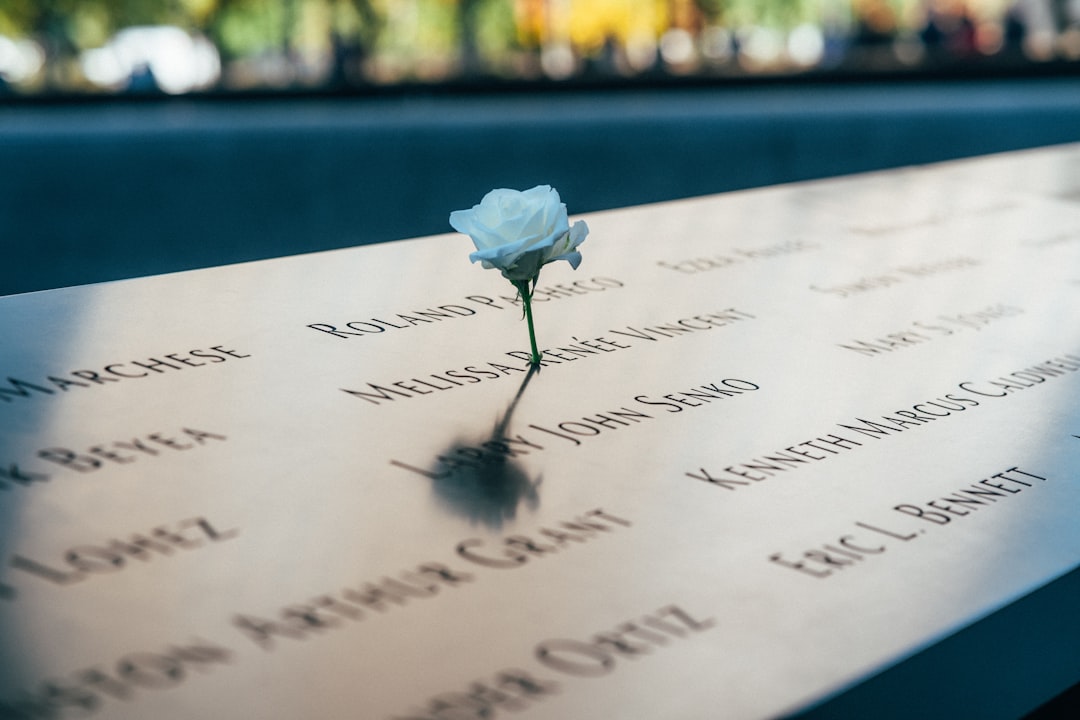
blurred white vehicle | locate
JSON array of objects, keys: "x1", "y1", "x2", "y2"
[
  {"x1": 81, "y1": 26, "x2": 220, "y2": 94},
  {"x1": 0, "y1": 35, "x2": 45, "y2": 85}
]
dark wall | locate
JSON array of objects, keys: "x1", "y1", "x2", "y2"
[{"x1": 3, "y1": 77, "x2": 1080, "y2": 296}]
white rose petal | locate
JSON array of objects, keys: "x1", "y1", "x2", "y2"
[{"x1": 450, "y1": 185, "x2": 587, "y2": 283}]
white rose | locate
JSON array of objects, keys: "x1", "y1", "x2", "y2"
[{"x1": 449, "y1": 185, "x2": 589, "y2": 283}]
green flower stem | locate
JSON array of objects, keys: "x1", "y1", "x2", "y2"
[{"x1": 514, "y1": 279, "x2": 542, "y2": 365}]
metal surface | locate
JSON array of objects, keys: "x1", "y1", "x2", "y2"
[{"x1": 1, "y1": 144, "x2": 1079, "y2": 719}]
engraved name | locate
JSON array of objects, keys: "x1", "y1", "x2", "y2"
[
  {"x1": 0, "y1": 346, "x2": 251, "y2": 405},
  {"x1": 6, "y1": 517, "x2": 238, "y2": 593},
  {"x1": 893, "y1": 466, "x2": 1048, "y2": 526},
  {"x1": 657, "y1": 239, "x2": 819, "y2": 274},
  {"x1": 2, "y1": 428, "x2": 228, "y2": 494},
  {"x1": 838, "y1": 304, "x2": 1024, "y2": 357},
  {"x1": 688, "y1": 353, "x2": 1080, "y2": 493},
  {"x1": 232, "y1": 509, "x2": 630, "y2": 652},
  {"x1": 341, "y1": 309, "x2": 756, "y2": 406},
  {"x1": 392, "y1": 603, "x2": 714, "y2": 720},
  {"x1": 810, "y1": 256, "x2": 981, "y2": 298},
  {"x1": 0, "y1": 639, "x2": 232, "y2": 718},
  {"x1": 307, "y1": 277, "x2": 625, "y2": 340}
]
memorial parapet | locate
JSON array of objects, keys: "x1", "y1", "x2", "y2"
[{"x1": 1, "y1": 144, "x2": 1078, "y2": 719}]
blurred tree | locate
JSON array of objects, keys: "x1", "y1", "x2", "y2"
[
  {"x1": 0, "y1": 1, "x2": 37, "y2": 38},
  {"x1": 727, "y1": 0, "x2": 816, "y2": 28},
  {"x1": 327, "y1": 0, "x2": 384, "y2": 86},
  {"x1": 460, "y1": 0, "x2": 481, "y2": 72},
  {"x1": 470, "y1": 0, "x2": 519, "y2": 73},
  {"x1": 204, "y1": 0, "x2": 283, "y2": 62},
  {"x1": 694, "y1": 0, "x2": 727, "y2": 24}
]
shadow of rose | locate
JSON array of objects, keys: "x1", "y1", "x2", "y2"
[{"x1": 427, "y1": 366, "x2": 542, "y2": 528}]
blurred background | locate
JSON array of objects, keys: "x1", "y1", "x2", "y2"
[
  {"x1": 2, "y1": 0, "x2": 1080, "y2": 95},
  {"x1": 3, "y1": 1, "x2": 1080, "y2": 296}
]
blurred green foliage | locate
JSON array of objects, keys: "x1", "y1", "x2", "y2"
[{"x1": 0, "y1": 1, "x2": 1060, "y2": 93}]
